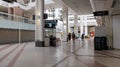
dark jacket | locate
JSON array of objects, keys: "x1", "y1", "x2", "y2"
[
  {"x1": 68, "y1": 33, "x2": 71, "y2": 40},
  {"x1": 72, "y1": 33, "x2": 76, "y2": 40}
]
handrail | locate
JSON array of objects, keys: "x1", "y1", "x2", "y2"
[
  {"x1": 0, "y1": 11, "x2": 35, "y2": 22},
  {"x1": 0, "y1": 11, "x2": 35, "y2": 30}
]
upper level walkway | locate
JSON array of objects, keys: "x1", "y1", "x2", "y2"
[
  {"x1": 0, "y1": 39, "x2": 120, "y2": 67},
  {"x1": 0, "y1": 12, "x2": 35, "y2": 30}
]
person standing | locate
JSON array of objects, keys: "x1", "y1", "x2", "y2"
[
  {"x1": 72, "y1": 32, "x2": 76, "y2": 44},
  {"x1": 67, "y1": 33, "x2": 71, "y2": 44}
]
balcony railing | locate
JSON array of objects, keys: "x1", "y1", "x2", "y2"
[
  {"x1": 0, "y1": 12, "x2": 35, "y2": 30},
  {"x1": 69, "y1": 21, "x2": 97, "y2": 27}
]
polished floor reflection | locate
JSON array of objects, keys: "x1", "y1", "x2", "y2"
[{"x1": 0, "y1": 39, "x2": 120, "y2": 67}]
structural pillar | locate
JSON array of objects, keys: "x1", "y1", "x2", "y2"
[
  {"x1": 35, "y1": 0, "x2": 45, "y2": 47},
  {"x1": 105, "y1": 16, "x2": 113, "y2": 49},
  {"x1": 62, "y1": 6, "x2": 68, "y2": 41},
  {"x1": 30, "y1": 0, "x2": 32, "y2": 3},
  {"x1": 85, "y1": 26, "x2": 88, "y2": 36},
  {"x1": 80, "y1": 25, "x2": 84, "y2": 35},
  {"x1": 74, "y1": 15, "x2": 78, "y2": 37},
  {"x1": 84, "y1": 16, "x2": 88, "y2": 36},
  {"x1": 80, "y1": 16, "x2": 84, "y2": 35}
]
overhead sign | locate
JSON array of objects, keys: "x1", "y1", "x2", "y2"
[
  {"x1": 3, "y1": 0, "x2": 17, "y2": 3},
  {"x1": 45, "y1": 20, "x2": 58, "y2": 28},
  {"x1": 93, "y1": 11, "x2": 109, "y2": 16}
]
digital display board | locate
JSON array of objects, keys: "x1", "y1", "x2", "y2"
[{"x1": 45, "y1": 20, "x2": 58, "y2": 28}]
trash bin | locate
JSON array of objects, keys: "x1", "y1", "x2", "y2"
[
  {"x1": 94, "y1": 37, "x2": 102, "y2": 50},
  {"x1": 101, "y1": 37, "x2": 107, "y2": 50},
  {"x1": 94, "y1": 36, "x2": 108, "y2": 50},
  {"x1": 50, "y1": 36, "x2": 56, "y2": 47}
]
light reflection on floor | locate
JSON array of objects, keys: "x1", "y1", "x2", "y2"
[{"x1": 0, "y1": 38, "x2": 120, "y2": 67}]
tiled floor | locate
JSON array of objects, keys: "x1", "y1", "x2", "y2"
[{"x1": 0, "y1": 39, "x2": 120, "y2": 67}]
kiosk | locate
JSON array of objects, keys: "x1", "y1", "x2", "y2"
[{"x1": 44, "y1": 20, "x2": 58, "y2": 46}]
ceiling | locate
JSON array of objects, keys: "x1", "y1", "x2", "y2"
[
  {"x1": 52, "y1": 0, "x2": 93, "y2": 15},
  {"x1": 17, "y1": 0, "x2": 54, "y2": 5},
  {"x1": 90, "y1": 0, "x2": 113, "y2": 11},
  {"x1": 111, "y1": 0, "x2": 120, "y2": 15},
  {"x1": 61, "y1": 0, "x2": 93, "y2": 15},
  {"x1": 1, "y1": 0, "x2": 118, "y2": 17},
  {"x1": 0, "y1": 0, "x2": 93, "y2": 15},
  {"x1": 16, "y1": 0, "x2": 116, "y2": 15}
]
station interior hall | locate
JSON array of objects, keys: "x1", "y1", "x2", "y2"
[{"x1": 0, "y1": 0, "x2": 120, "y2": 67}]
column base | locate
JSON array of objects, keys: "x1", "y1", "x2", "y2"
[{"x1": 35, "y1": 41, "x2": 44, "y2": 47}]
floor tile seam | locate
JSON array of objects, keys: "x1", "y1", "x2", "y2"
[
  {"x1": 53, "y1": 39, "x2": 107, "y2": 67},
  {"x1": 0, "y1": 43, "x2": 26, "y2": 53},
  {"x1": 0, "y1": 44, "x2": 23, "y2": 62},
  {"x1": 72, "y1": 45, "x2": 84, "y2": 53},
  {"x1": 95, "y1": 51, "x2": 120, "y2": 59},
  {"x1": 0, "y1": 45, "x2": 13, "y2": 53},
  {"x1": 66, "y1": 42, "x2": 107, "y2": 67},
  {"x1": 60, "y1": 45, "x2": 83, "y2": 55},
  {"x1": 74, "y1": 54, "x2": 111, "y2": 58},
  {"x1": 0, "y1": 44, "x2": 10, "y2": 48},
  {"x1": 52, "y1": 56, "x2": 69, "y2": 67},
  {"x1": 102, "y1": 51, "x2": 120, "y2": 57},
  {"x1": 60, "y1": 42, "x2": 83, "y2": 53},
  {"x1": 95, "y1": 51, "x2": 118, "y2": 58},
  {"x1": 54, "y1": 51, "x2": 107, "y2": 67},
  {"x1": 7, "y1": 43, "x2": 28, "y2": 67},
  {"x1": 51, "y1": 43, "x2": 85, "y2": 67},
  {"x1": 73, "y1": 55, "x2": 107, "y2": 67},
  {"x1": 60, "y1": 47, "x2": 72, "y2": 53},
  {"x1": 0, "y1": 45, "x2": 9, "y2": 49},
  {"x1": 74, "y1": 53, "x2": 120, "y2": 59},
  {"x1": 71, "y1": 40, "x2": 93, "y2": 54},
  {"x1": 0, "y1": 46, "x2": 14, "y2": 57}
]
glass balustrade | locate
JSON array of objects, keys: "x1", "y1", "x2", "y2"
[
  {"x1": 0, "y1": 12, "x2": 35, "y2": 44},
  {"x1": 0, "y1": 12, "x2": 35, "y2": 30}
]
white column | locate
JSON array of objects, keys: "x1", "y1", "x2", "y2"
[
  {"x1": 74, "y1": 15, "x2": 78, "y2": 37},
  {"x1": 84, "y1": 16, "x2": 88, "y2": 36},
  {"x1": 105, "y1": 16, "x2": 113, "y2": 49},
  {"x1": 80, "y1": 26, "x2": 83, "y2": 35},
  {"x1": 62, "y1": 6, "x2": 68, "y2": 41},
  {"x1": 35, "y1": 0, "x2": 45, "y2": 47},
  {"x1": 85, "y1": 26, "x2": 88, "y2": 36},
  {"x1": 80, "y1": 16, "x2": 84, "y2": 35},
  {"x1": 30, "y1": 0, "x2": 32, "y2": 3}
]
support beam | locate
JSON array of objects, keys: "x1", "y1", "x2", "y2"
[
  {"x1": 35, "y1": 0, "x2": 45, "y2": 47},
  {"x1": 62, "y1": 6, "x2": 68, "y2": 41},
  {"x1": 105, "y1": 16, "x2": 113, "y2": 49},
  {"x1": 74, "y1": 15, "x2": 78, "y2": 37}
]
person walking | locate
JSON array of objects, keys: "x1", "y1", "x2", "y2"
[
  {"x1": 72, "y1": 32, "x2": 76, "y2": 44},
  {"x1": 81, "y1": 33, "x2": 85, "y2": 41},
  {"x1": 67, "y1": 33, "x2": 71, "y2": 44}
]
